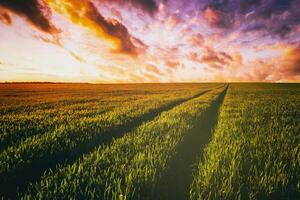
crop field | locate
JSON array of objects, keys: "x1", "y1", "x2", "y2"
[{"x1": 0, "y1": 83, "x2": 299, "y2": 200}]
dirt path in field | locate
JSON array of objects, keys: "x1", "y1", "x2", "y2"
[
  {"x1": 2, "y1": 87, "x2": 217, "y2": 199},
  {"x1": 156, "y1": 85, "x2": 228, "y2": 200}
]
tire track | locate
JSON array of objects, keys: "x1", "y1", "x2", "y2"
[{"x1": 156, "y1": 85, "x2": 228, "y2": 200}]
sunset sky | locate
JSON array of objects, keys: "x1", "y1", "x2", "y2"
[{"x1": 0, "y1": 0, "x2": 300, "y2": 82}]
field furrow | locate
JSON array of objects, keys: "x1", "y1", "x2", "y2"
[{"x1": 21, "y1": 86, "x2": 227, "y2": 200}]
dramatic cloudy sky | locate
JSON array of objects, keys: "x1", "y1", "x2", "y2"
[{"x1": 0, "y1": 0, "x2": 300, "y2": 82}]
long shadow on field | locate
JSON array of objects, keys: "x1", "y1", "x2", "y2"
[
  {"x1": 156, "y1": 85, "x2": 228, "y2": 200},
  {"x1": 1, "y1": 87, "x2": 223, "y2": 199}
]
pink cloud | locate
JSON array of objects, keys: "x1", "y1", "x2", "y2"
[
  {"x1": 167, "y1": 14, "x2": 182, "y2": 29},
  {"x1": 203, "y1": 7, "x2": 232, "y2": 29},
  {"x1": 110, "y1": 7, "x2": 123, "y2": 21},
  {"x1": 189, "y1": 33, "x2": 204, "y2": 47}
]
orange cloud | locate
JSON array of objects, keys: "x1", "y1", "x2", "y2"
[
  {"x1": 232, "y1": 51, "x2": 243, "y2": 65},
  {"x1": 146, "y1": 64, "x2": 163, "y2": 76},
  {"x1": 0, "y1": 10, "x2": 11, "y2": 25},
  {"x1": 189, "y1": 52, "x2": 201, "y2": 62},
  {"x1": 166, "y1": 60, "x2": 180, "y2": 70},
  {"x1": 128, "y1": 73, "x2": 145, "y2": 82},
  {"x1": 280, "y1": 47, "x2": 300, "y2": 76},
  {"x1": 200, "y1": 47, "x2": 233, "y2": 69},
  {"x1": 189, "y1": 33, "x2": 204, "y2": 47},
  {"x1": 143, "y1": 73, "x2": 160, "y2": 82},
  {"x1": 68, "y1": 51, "x2": 85, "y2": 63},
  {"x1": 45, "y1": 0, "x2": 138, "y2": 55}
]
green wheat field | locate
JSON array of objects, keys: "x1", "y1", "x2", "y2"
[{"x1": 0, "y1": 83, "x2": 299, "y2": 199}]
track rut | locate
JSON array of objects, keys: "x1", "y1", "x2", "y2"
[{"x1": 156, "y1": 85, "x2": 228, "y2": 200}]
